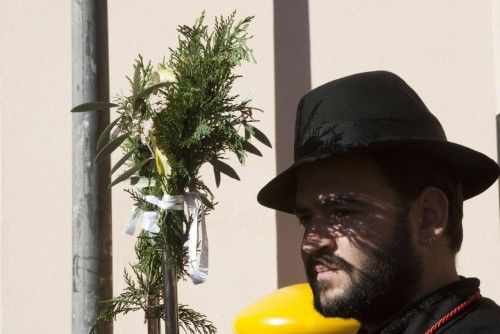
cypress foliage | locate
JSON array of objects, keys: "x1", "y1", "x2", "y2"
[{"x1": 71, "y1": 11, "x2": 270, "y2": 333}]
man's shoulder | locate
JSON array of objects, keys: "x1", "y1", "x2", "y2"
[{"x1": 444, "y1": 296, "x2": 500, "y2": 333}]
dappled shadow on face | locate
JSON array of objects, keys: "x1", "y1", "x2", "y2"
[
  {"x1": 301, "y1": 191, "x2": 407, "y2": 261},
  {"x1": 301, "y1": 188, "x2": 420, "y2": 323}
]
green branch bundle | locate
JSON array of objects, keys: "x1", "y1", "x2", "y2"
[{"x1": 72, "y1": 11, "x2": 270, "y2": 334}]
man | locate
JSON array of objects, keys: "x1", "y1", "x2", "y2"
[{"x1": 257, "y1": 71, "x2": 500, "y2": 333}]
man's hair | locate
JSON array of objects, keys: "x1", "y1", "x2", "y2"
[{"x1": 369, "y1": 147, "x2": 464, "y2": 253}]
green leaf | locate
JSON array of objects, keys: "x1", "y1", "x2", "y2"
[
  {"x1": 132, "y1": 62, "x2": 141, "y2": 96},
  {"x1": 198, "y1": 195, "x2": 214, "y2": 210},
  {"x1": 110, "y1": 149, "x2": 136, "y2": 175},
  {"x1": 97, "y1": 117, "x2": 121, "y2": 152},
  {"x1": 94, "y1": 133, "x2": 130, "y2": 165},
  {"x1": 71, "y1": 102, "x2": 118, "y2": 112},
  {"x1": 213, "y1": 166, "x2": 221, "y2": 187},
  {"x1": 108, "y1": 157, "x2": 153, "y2": 188},
  {"x1": 130, "y1": 176, "x2": 156, "y2": 187},
  {"x1": 242, "y1": 141, "x2": 262, "y2": 156},
  {"x1": 244, "y1": 124, "x2": 272, "y2": 148},
  {"x1": 191, "y1": 122, "x2": 213, "y2": 141},
  {"x1": 209, "y1": 159, "x2": 240, "y2": 181},
  {"x1": 132, "y1": 82, "x2": 171, "y2": 109}
]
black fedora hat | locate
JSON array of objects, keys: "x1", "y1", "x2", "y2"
[{"x1": 257, "y1": 70, "x2": 500, "y2": 214}]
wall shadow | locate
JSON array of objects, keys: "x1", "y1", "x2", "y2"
[
  {"x1": 497, "y1": 114, "x2": 500, "y2": 210},
  {"x1": 273, "y1": 0, "x2": 312, "y2": 288}
]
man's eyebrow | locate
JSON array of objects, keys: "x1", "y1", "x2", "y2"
[
  {"x1": 313, "y1": 193, "x2": 368, "y2": 208},
  {"x1": 294, "y1": 194, "x2": 368, "y2": 215}
]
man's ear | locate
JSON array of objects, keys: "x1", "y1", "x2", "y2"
[{"x1": 416, "y1": 186, "x2": 449, "y2": 246}]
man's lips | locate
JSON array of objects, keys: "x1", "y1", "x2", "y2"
[
  {"x1": 314, "y1": 261, "x2": 340, "y2": 273},
  {"x1": 307, "y1": 254, "x2": 352, "y2": 277},
  {"x1": 315, "y1": 264, "x2": 336, "y2": 273}
]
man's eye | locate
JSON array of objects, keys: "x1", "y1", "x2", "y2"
[{"x1": 330, "y1": 208, "x2": 355, "y2": 218}]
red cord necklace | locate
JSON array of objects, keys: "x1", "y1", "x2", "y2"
[{"x1": 424, "y1": 288, "x2": 481, "y2": 334}]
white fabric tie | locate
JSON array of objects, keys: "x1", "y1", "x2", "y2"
[
  {"x1": 184, "y1": 192, "x2": 209, "y2": 284},
  {"x1": 124, "y1": 194, "x2": 184, "y2": 238},
  {"x1": 124, "y1": 208, "x2": 160, "y2": 238},
  {"x1": 124, "y1": 192, "x2": 208, "y2": 284}
]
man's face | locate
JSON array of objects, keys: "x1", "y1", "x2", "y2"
[{"x1": 295, "y1": 154, "x2": 422, "y2": 323}]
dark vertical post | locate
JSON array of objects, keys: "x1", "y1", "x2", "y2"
[
  {"x1": 497, "y1": 114, "x2": 500, "y2": 210},
  {"x1": 72, "y1": 1, "x2": 112, "y2": 333},
  {"x1": 162, "y1": 252, "x2": 179, "y2": 334},
  {"x1": 147, "y1": 318, "x2": 161, "y2": 334}
]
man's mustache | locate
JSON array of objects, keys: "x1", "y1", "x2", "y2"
[{"x1": 307, "y1": 253, "x2": 354, "y2": 274}]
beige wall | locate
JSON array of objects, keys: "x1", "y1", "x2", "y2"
[
  {"x1": 0, "y1": 35, "x2": 3, "y2": 331},
  {"x1": 1, "y1": 1, "x2": 73, "y2": 334},
  {"x1": 1, "y1": 1, "x2": 499, "y2": 333}
]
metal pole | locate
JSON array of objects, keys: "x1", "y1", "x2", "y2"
[
  {"x1": 162, "y1": 251, "x2": 179, "y2": 334},
  {"x1": 72, "y1": 1, "x2": 112, "y2": 334}
]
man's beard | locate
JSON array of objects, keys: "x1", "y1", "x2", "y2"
[{"x1": 305, "y1": 210, "x2": 422, "y2": 323}]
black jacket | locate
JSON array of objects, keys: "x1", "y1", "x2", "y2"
[{"x1": 359, "y1": 277, "x2": 500, "y2": 333}]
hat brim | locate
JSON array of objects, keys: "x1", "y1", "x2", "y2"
[{"x1": 257, "y1": 139, "x2": 500, "y2": 214}]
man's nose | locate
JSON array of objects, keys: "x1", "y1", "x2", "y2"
[{"x1": 301, "y1": 227, "x2": 338, "y2": 255}]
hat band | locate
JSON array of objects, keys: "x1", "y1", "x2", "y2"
[{"x1": 295, "y1": 118, "x2": 446, "y2": 160}]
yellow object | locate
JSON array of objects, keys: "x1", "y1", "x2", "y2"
[
  {"x1": 151, "y1": 136, "x2": 171, "y2": 178},
  {"x1": 233, "y1": 283, "x2": 360, "y2": 334},
  {"x1": 157, "y1": 64, "x2": 176, "y2": 83},
  {"x1": 154, "y1": 146, "x2": 163, "y2": 174}
]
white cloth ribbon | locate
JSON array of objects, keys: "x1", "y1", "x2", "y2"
[
  {"x1": 124, "y1": 208, "x2": 160, "y2": 238},
  {"x1": 124, "y1": 194, "x2": 184, "y2": 239},
  {"x1": 184, "y1": 192, "x2": 209, "y2": 285},
  {"x1": 124, "y1": 192, "x2": 208, "y2": 284},
  {"x1": 144, "y1": 194, "x2": 184, "y2": 211}
]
